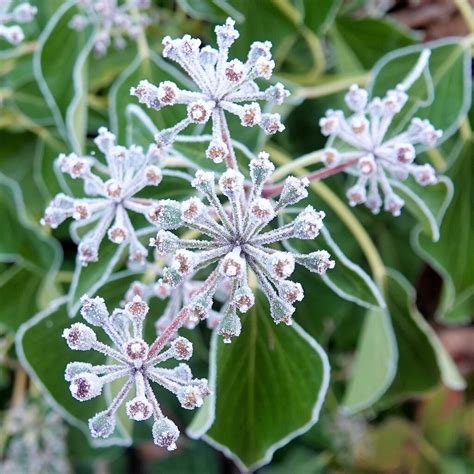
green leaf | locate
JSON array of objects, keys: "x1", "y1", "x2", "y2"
[
  {"x1": 342, "y1": 306, "x2": 397, "y2": 413},
  {"x1": 0, "y1": 173, "x2": 62, "y2": 330},
  {"x1": 190, "y1": 292, "x2": 330, "y2": 471},
  {"x1": 176, "y1": 0, "x2": 243, "y2": 22},
  {"x1": 297, "y1": 0, "x2": 341, "y2": 35},
  {"x1": 33, "y1": 0, "x2": 93, "y2": 152},
  {"x1": 369, "y1": 38, "x2": 472, "y2": 143},
  {"x1": 414, "y1": 141, "x2": 474, "y2": 324},
  {"x1": 15, "y1": 273, "x2": 139, "y2": 447}
]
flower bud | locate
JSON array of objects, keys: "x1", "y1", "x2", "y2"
[
  {"x1": 217, "y1": 307, "x2": 241, "y2": 343},
  {"x1": 293, "y1": 206, "x2": 325, "y2": 239},
  {"x1": 70, "y1": 373, "x2": 102, "y2": 401},
  {"x1": 270, "y1": 298, "x2": 294, "y2": 325},
  {"x1": 157, "y1": 81, "x2": 178, "y2": 105},
  {"x1": 344, "y1": 84, "x2": 368, "y2": 112},
  {"x1": 192, "y1": 170, "x2": 215, "y2": 194},
  {"x1": 178, "y1": 386, "x2": 203, "y2": 409},
  {"x1": 249, "y1": 197, "x2": 275, "y2": 223},
  {"x1": 260, "y1": 113, "x2": 284, "y2": 135},
  {"x1": 148, "y1": 199, "x2": 182, "y2": 229},
  {"x1": 346, "y1": 185, "x2": 367, "y2": 206},
  {"x1": 187, "y1": 100, "x2": 213, "y2": 124},
  {"x1": 299, "y1": 250, "x2": 335, "y2": 275},
  {"x1": 63, "y1": 323, "x2": 97, "y2": 350},
  {"x1": 215, "y1": 17, "x2": 239, "y2": 49},
  {"x1": 65, "y1": 362, "x2": 93, "y2": 381},
  {"x1": 171, "y1": 336, "x2": 193, "y2": 360},
  {"x1": 265, "y1": 83, "x2": 289, "y2": 105},
  {"x1": 221, "y1": 251, "x2": 246, "y2": 279},
  {"x1": 125, "y1": 295, "x2": 149, "y2": 320},
  {"x1": 254, "y1": 56, "x2": 275, "y2": 79},
  {"x1": 233, "y1": 286, "x2": 255, "y2": 313},
  {"x1": 219, "y1": 169, "x2": 244, "y2": 197},
  {"x1": 125, "y1": 338, "x2": 149, "y2": 362},
  {"x1": 149, "y1": 230, "x2": 180, "y2": 255},
  {"x1": 249, "y1": 152, "x2": 275, "y2": 186},
  {"x1": 321, "y1": 148, "x2": 340, "y2": 166},
  {"x1": 384, "y1": 193, "x2": 404, "y2": 216},
  {"x1": 181, "y1": 197, "x2": 206, "y2": 223},
  {"x1": 172, "y1": 249, "x2": 195, "y2": 276},
  {"x1": 279, "y1": 176, "x2": 309, "y2": 207},
  {"x1": 89, "y1": 411, "x2": 116, "y2": 438},
  {"x1": 225, "y1": 59, "x2": 244, "y2": 82},
  {"x1": 413, "y1": 164, "x2": 437, "y2": 185},
  {"x1": 126, "y1": 397, "x2": 153, "y2": 421},
  {"x1": 394, "y1": 143, "x2": 415, "y2": 164},
  {"x1": 279, "y1": 281, "x2": 304, "y2": 304},
  {"x1": 80, "y1": 295, "x2": 108, "y2": 326},
  {"x1": 357, "y1": 155, "x2": 376, "y2": 175},
  {"x1": 153, "y1": 417, "x2": 180, "y2": 450},
  {"x1": 145, "y1": 165, "x2": 162, "y2": 185},
  {"x1": 239, "y1": 102, "x2": 261, "y2": 127},
  {"x1": 268, "y1": 252, "x2": 295, "y2": 280}
]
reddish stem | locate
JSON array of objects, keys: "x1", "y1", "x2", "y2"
[
  {"x1": 262, "y1": 158, "x2": 360, "y2": 199},
  {"x1": 219, "y1": 109, "x2": 237, "y2": 170},
  {"x1": 147, "y1": 268, "x2": 220, "y2": 359}
]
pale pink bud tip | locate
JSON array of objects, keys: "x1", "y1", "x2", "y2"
[
  {"x1": 153, "y1": 417, "x2": 180, "y2": 450},
  {"x1": 63, "y1": 323, "x2": 96, "y2": 350},
  {"x1": 178, "y1": 386, "x2": 203, "y2": 409},
  {"x1": 70, "y1": 373, "x2": 102, "y2": 401},
  {"x1": 171, "y1": 337, "x2": 193, "y2": 360},
  {"x1": 126, "y1": 397, "x2": 153, "y2": 421}
]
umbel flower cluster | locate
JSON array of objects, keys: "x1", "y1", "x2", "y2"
[
  {"x1": 69, "y1": 0, "x2": 151, "y2": 56},
  {"x1": 131, "y1": 17, "x2": 289, "y2": 167},
  {"x1": 320, "y1": 83, "x2": 442, "y2": 216},
  {"x1": 0, "y1": 1, "x2": 37, "y2": 45},
  {"x1": 42, "y1": 127, "x2": 162, "y2": 267},
  {"x1": 48, "y1": 18, "x2": 445, "y2": 451},
  {"x1": 64, "y1": 295, "x2": 209, "y2": 449}
]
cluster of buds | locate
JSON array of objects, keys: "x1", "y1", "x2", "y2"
[
  {"x1": 319, "y1": 83, "x2": 442, "y2": 216},
  {"x1": 0, "y1": 1, "x2": 37, "y2": 45},
  {"x1": 63, "y1": 295, "x2": 210, "y2": 449},
  {"x1": 41, "y1": 127, "x2": 163, "y2": 267},
  {"x1": 131, "y1": 18, "x2": 289, "y2": 164},
  {"x1": 69, "y1": 0, "x2": 151, "y2": 56},
  {"x1": 1, "y1": 401, "x2": 70, "y2": 474},
  {"x1": 148, "y1": 152, "x2": 334, "y2": 342}
]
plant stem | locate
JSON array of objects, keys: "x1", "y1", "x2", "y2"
[
  {"x1": 270, "y1": 149, "x2": 324, "y2": 182},
  {"x1": 297, "y1": 73, "x2": 370, "y2": 100},
  {"x1": 454, "y1": 0, "x2": 474, "y2": 33},
  {"x1": 219, "y1": 109, "x2": 237, "y2": 169}
]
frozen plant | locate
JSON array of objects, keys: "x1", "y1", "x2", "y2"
[
  {"x1": 131, "y1": 17, "x2": 289, "y2": 168},
  {"x1": 63, "y1": 295, "x2": 210, "y2": 449},
  {"x1": 41, "y1": 127, "x2": 163, "y2": 267},
  {"x1": 0, "y1": 1, "x2": 37, "y2": 45},
  {"x1": 69, "y1": 0, "x2": 151, "y2": 56},
  {"x1": 319, "y1": 50, "x2": 442, "y2": 216},
  {"x1": 148, "y1": 152, "x2": 334, "y2": 342},
  {"x1": 1, "y1": 400, "x2": 71, "y2": 474}
]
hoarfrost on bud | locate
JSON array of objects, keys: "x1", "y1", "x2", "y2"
[
  {"x1": 0, "y1": 2, "x2": 37, "y2": 45},
  {"x1": 152, "y1": 417, "x2": 179, "y2": 450},
  {"x1": 89, "y1": 411, "x2": 116, "y2": 438}
]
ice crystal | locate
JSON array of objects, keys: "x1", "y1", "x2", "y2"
[
  {"x1": 320, "y1": 83, "x2": 442, "y2": 216},
  {"x1": 0, "y1": 1, "x2": 37, "y2": 45},
  {"x1": 41, "y1": 127, "x2": 163, "y2": 267},
  {"x1": 130, "y1": 17, "x2": 289, "y2": 164},
  {"x1": 63, "y1": 294, "x2": 209, "y2": 449},
  {"x1": 148, "y1": 151, "x2": 334, "y2": 341}
]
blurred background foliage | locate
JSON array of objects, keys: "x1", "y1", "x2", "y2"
[{"x1": 0, "y1": 0, "x2": 473, "y2": 472}]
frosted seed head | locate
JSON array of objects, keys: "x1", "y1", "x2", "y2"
[
  {"x1": 319, "y1": 110, "x2": 341, "y2": 136},
  {"x1": 249, "y1": 151, "x2": 275, "y2": 186},
  {"x1": 78, "y1": 240, "x2": 99, "y2": 266},
  {"x1": 221, "y1": 251, "x2": 246, "y2": 279},
  {"x1": 269, "y1": 252, "x2": 295, "y2": 280},
  {"x1": 239, "y1": 103, "x2": 261, "y2": 127},
  {"x1": 171, "y1": 336, "x2": 193, "y2": 360},
  {"x1": 394, "y1": 143, "x2": 416, "y2": 164},
  {"x1": 215, "y1": 17, "x2": 239, "y2": 49},
  {"x1": 108, "y1": 225, "x2": 128, "y2": 244},
  {"x1": 279, "y1": 281, "x2": 304, "y2": 304},
  {"x1": 181, "y1": 197, "x2": 206, "y2": 223},
  {"x1": 346, "y1": 184, "x2": 367, "y2": 206},
  {"x1": 265, "y1": 83, "x2": 290, "y2": 105},
  {"x1": 125, "y1": 295, "x2": 149, "y2": 321},
  {"x1": 72, "y1": 201, "x2": 91, "y2": 221},
  {"x1": 270, "y1": 298, "x2": 295, "y2": 325},
  {"x1": 301, "y1": 250, "x2": 335, "y2": 274},
  {"x1": 94, "y1": 127, "x2": 116, "y2": 153},
  {"x1": 178, "y1": 386, "x2": 203, "y2": 410},
  {"x1": 152, "y1": 417, "x2": 179, "y2": 451},
  {"x1": 125, "y1": 338, "x2": 149, "y2": 362},
  {"x1": 225, "y1": 59, "x2": 245, "y2": 82},
  {"x1": 345, "y1": 84, "x2": 368, "y2": 112},
  {"x1": 89, "y1": 411, "x2": 116, "y2": 438},
  {"x1": 206, "y1": 140, "x2": 228, "y2": 163},
  {"x1": 260, "y1": 113, "x2": 285, "y2": 135},
  {"x1": 200, "y1": 45, "x2": 218, "y2": 66},
  {"x1": 63, "y1": 323, "x2": 97, "y2": 350},
  {"x1": 293, "y1": 206, "x2": 325, "y2": 239},
  {"x1": 217, "y1": 307, "x2": 241, "y2": 343},
  {"x1": 65, "y1": 362, "x2": 93, "y2": 382},
  {"x1": 192, "y1": 170, "x2": 215, "y2": 195},
  {"x1": 157, "y1": 81, "x2": 178, "y2": 105},
  {"x1": 233, "y1": 285, "x2": 255, "y2": 313},
  {"x1": 187, "y1": 100, "x2": 213, "y2": 124},
  {"x1": 70, "y1": 373, "x2": 102, "y2": 401},
  {"x1": 144, "y1": 165, "x2": 162, "y2": 186},
  {"x1": 148, "y1": 199, "x2": 182, "y2": 229},
  {"x1": 149, "y1": 230, "x2": 180, "y2": 255},
  {"x1": 413, "y1": 164, "x2": 437, "y2": 186},
  {"x1": 350, "y1": 115, "x2": 369, "y2": 135},
  {"x1": 384, "y1": 193, "x2": 404, "y2": 216},
  {"x1": 279, "y1": 176, "x2": 309, "y2": 207},
  {"x1": 249, "y1": 197, "x2": 275, "y2": 223},
  {"x1": 172, "y1": 249, "x2": 195, "y2": 276},
  {"x1": 219, "y1": 169, "x2": 244, "y2": 197},
  {"x1": 162, "y1": 267, "x2": 184, "y2": 287},
  {"x1": 357, "y1": 155, "x2": 377, "y2": 176},
  {"x1": 248, "y1": 40, "x2": 272, "y2": 63},
  {"x1": 254, "y1": 56, "x2": 275, "y2": 79},
  {"x1": 126, "y1": 397, "x2": 152, "y2": 421},
  {"x1": 80, "y1": 295, "x2": 108, "y2": 326}
]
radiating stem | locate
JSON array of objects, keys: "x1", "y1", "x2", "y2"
[
  {"x1": 296, "y1": 73, "x2": 370, "y2": 100},
  {"x1": 218, "y1": 109, "x2": 237, "y2": 169},
  {"x1": 271, "y1": 149, "x2": 324, "y2": 182}
]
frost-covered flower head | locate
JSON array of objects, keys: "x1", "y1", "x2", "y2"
[
  {"x1": 0, "y1": 1, "x2": 37, "y2": 45},
  {"x1": 131, "y1": 18, "x2": 289, "y2": 165},
  {"x1": 320, "y1": 83, "x2": 442, "y2": 216},
  {"x1": 148, "y1": 152, "x2": 334, "y2": 342},
  {"x1": 41, "y1": 127, "x2": 163, "y2": 267},
  {"x1": 70, "y1": 0, "x2": 151, "y2": 56},
  {"x1": 63, "y1": 294, "x2": 209, "y2": 449}
]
